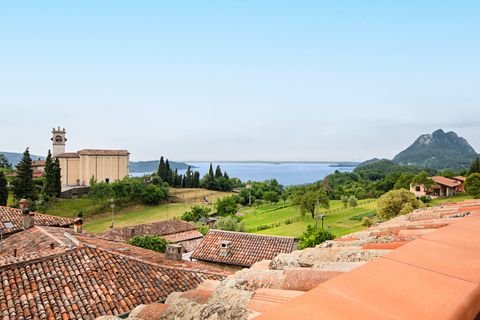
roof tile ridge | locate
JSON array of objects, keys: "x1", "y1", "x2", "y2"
[
  {"x1": 83, "y1": 242, "x2": 228, "y2": 277},
  {"x1": 100, "y1": 219, "x2": 195, "y2": 236},
  {"x1": 35, "y1": 226, "x2": 66, "y2": 246},
  {"x1": 208, "y1": 229, "x2": 295, "y2": 240},
  {"x1": 0, "y1": 247, "x2": 81, "y2": 271}
]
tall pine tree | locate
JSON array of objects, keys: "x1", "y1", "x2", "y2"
[
  {"x1": 0, "y1": 171, "x2": 8, "y2": 206},
  {"x1": 165, "y1": 159, "x2": 171, "y2": 184},
  {"x1": 12, "y1": 148, "x2": 37, "y2": 201},
  {"x1": 215, "y1": 165, "x2": 223, "y2": 179},
  {"x1": 208, "y1": 163, "x2": 214, "y2": 179}
]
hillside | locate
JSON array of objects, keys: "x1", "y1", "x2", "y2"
[
  {"x1": 129, "y1": 160, "x2": 189, "y2": 173},
  {"x1": 0, "y1": 151, "x2": 45, "y2": 166},
  {"x1": 392, "y1": 129, "x2": 478, "y2": 170}
]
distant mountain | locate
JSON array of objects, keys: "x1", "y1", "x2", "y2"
[
  {"x1": 356, "y1": 158, "x2": 390, "y2": 168},
  {"x1": 129, "y1": 160, "x2": 190, "y2": 173},
  {"x1": 0, "y1": 151, "x2": 45, "y2": 167},
  {"x1": 392, "y1": 129, "x2": 478, "y2": 170}
]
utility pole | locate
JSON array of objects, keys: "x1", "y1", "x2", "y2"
[{"x1": 109, "y1": 198, "x2": 115, "y2": 229}]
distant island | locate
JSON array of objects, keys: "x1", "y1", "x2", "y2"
[{"x1": 129, "y1": 160, "x2": 190, "y2": 173}]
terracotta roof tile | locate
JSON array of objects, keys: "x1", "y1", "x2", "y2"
[
  {"x1": 431, "y1": 176, "x2": 462, "y2": 188},
  {"x1": 78, "y1": 149, "x2": 129, "y2": 156},
  {"x1": 191, "y1": 230, "x2": 294, "y2": 267},
  {"x1": 0, "y1": 206, "x2": 75, "y2": 236}
]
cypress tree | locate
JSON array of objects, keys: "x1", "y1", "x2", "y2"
[
  {"x1": 185, "y1": 166, "x2": 192, "y2": 188},
  {"x1": 215, "y1": 165, "x2": 223, "y2": 179},
  {"x1": 12, "y1": 148, "x2": 37, "y2": 201},
  {"x1": 53, "y1": 158, "x2": 62, "y2": 197},
  {"x1": 43, "y1": 150, "x2": 55, "y2": 197},
  {"x1": 208, "y1": 163, "x2": 214, "y2": 179},
  {"x1": 469, "y1": 157, "x2": 480, "y2": 175},
  {"x1": 0, "y1": 172, "x2": 8, "y2": 206},
  {"x1": 157, "y1": 156, "x2": 166, "y2": 181},
  {"x1": 165, "y1": 159, "x2": 171, "y2": 184},
  {"x1": 193, "y1": 171, "x2": 200, "y2": 188},
  {"x1": 223, "y1": 171, "x2": 229, "y2": 179}
]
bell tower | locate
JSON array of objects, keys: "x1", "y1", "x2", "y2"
[{"x1": 51, "y1": 127, "x2": 67, "y2": 157}]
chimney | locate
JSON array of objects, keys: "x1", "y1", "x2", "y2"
[
  {"x1": 165, "y1": 244, "x2": 183, "y2": 261},
  {"x1": 50, "y1": 243, "x2": 55, "y2": 250},
  {"x1": 73, "y1": 217, "x2": 83, "y2": 233},
  {"x1": 19, "y1": 199, "x2": 34, "y2": 229},
  {"x1": 13, "y1": 248, "x2": 17, "y2": 257},
  {"x1": 219, "y1": 240, "x2": 231, "y2": 257}
]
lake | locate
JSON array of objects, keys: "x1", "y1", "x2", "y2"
[{"x1": 132, "y1": 162, "x2": 354, "y2": 186}]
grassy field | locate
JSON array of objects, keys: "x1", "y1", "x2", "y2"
[
  {"x1": 42, "y1": 187, "x2": 230, "y2": 234},
  {"x1": 429, "y1": 194, "x2": 473, "y2": 206},
  {"x1": 241, "y1": 199, "x2": 377, "y2": 238},
  {"x1": 83, "y1": 202, "x2": 196, "y2": 233}
]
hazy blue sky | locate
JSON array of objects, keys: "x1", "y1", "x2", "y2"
[{"x1": 1, "y1": 1, "x2": 479, "y2": 161}]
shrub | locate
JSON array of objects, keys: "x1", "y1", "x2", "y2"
[
  {"x1": 362, "y1": 216, "x2": 373, "y2": 227},
  {"x1": 215, "y1": 196, "x2": 238, "y2": 216},
  {"x1": 348, "y1": 195, "x2": 358, "y2": 208},
  {"x1": 127, "y1": 235, "x2": 168, "y2": 253},
  {"x1": 181, "y1": 205, "x2": 211, "y2": 222},
  {"x1": 298, "y1": 225, "x2": 335, "y2": 249},
  {"x1": 214, "y1": 215, "x2": 245, "y2": 232},
  {"x1": 141, "y1": 184, "x2": 166, "y2": 205},
  {"x1": 377, "y1": 189, "x2": 420, "y2": 220},
  {"x1": 465, "y1": 173, "x2": 480, "y2": 199}
]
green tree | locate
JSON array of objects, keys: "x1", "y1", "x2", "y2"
[
  {"x1": 264, "y1": 191, "x2": 279, "y2": 203},
  {"x1": 412, "y1": 171, "x2": 434, "y2": 189},
  {"x1": 0, "y1": 154, "x2": 11, "y2": 169},
  {"x1": 208, "y1": 163, "x2": 214, "y2": 179},
  {"x1": 215, "y1": 196, "x2": 238, "y2": 216},
  {"x1": 165, "y1": 159, "x2": 171, "y2": 184},
  {"x1": 89, "y1": 182, "x2": 114, "y2": 206},
  {"x1": 213, "y1": 215, "x2": 245, "y2": 232},
  {"x1": 469, "y1": 158, "x2": 480, "y2": 175},
  {"x1": 12, "y1": 148, "x2": 37, "y2": 201},
  {"x1": 341, "y1": 195, "x2": 349, "y2": 208},
  {"x1": 141, "y1": 184, "x2": 167, "y2": 205},
  {"x1": 181, "y1": 205, "x2": 211, "y2": 222},
  {"x1": 127, "y1": 235, "x2": 169, "y2": 253},
  {"x1": 298, "y1": 225, "x2": 335, "y2": 249},
  {"x1": 215, "y1": 165, "x2": 223, "y2": 179},
  {"x1": 377, "y1": 189, "x2": 421, "y2": 220},
  {"x1": 157, "y1": 156, "x2": 167, "y2": 182},
  {"x1": 291, "y1": 186, "x2": 329, "y2": 218},
  {"x1": 394, "y1": 173, "x2": 416, "y2": 190},
  {"x1": 0, "y1": 172, "x2": 8, "y2": 206},
  {"x1": 43, "y1": 150, "x2": 56, "y2": 197},
  {"x1": 465, "y1": 173, "x2": 480, "y2": 198},
  {"x1": 53, "y1": 158, "x2": 62, "y2": 197},
  {"x1": 348, "y1": 195, "x2": 358, "y2": 208}
]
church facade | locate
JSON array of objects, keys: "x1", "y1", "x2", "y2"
[{"x1": 52, "y1": 127, "x2": 130, "y2": 187}]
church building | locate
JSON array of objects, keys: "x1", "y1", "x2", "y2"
[{"x1": 52, "y1": 127, "x2": 129, "y2": 188}]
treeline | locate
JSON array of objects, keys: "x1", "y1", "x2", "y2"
[
  {"x1": 0, "y1": 148, "x2": 61, "y2": 208},
  {"x1": 156, "y1": 156, "x2": 241, "y2": 191}
]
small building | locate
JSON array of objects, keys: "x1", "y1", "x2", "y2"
[
  {"x1": 191, "y1": 229, "x2": 295, "y2": 268},
  {"x1": 51, "y1": 127, "x2": 130, "y2": 188},
  {"x1": 410, "y1": 176, "x2": 466, "y2": 198}
]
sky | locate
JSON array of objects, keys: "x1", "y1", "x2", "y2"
[{"x1": 0, "y1": 1, "x2": 479, "y2": 162}]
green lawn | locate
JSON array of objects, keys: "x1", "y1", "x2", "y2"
[
  {"x1": 242, "y1": 200, "x2": 377, "y2": 238},
  {"x1": 83, "y1": 202, "x2": 196, "y2": 233},
  {"x1": 429, "y1": 194, "x2": 473, "y2": 206},
  {"x1": 45, "y1": 197, "x2": 100, "y2": 218}
]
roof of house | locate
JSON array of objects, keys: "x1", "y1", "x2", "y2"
[
  {"x1": 0, "y1": 226, "x2": 78, "y2": 265},
  {"x1": 431, "y1": 176, "x2": 462, "y2": 188},
  {"x1": 162, "y1": 229, "x2": 204, "y2": 243},
  {"x1": 32, "y1": 159, "x2": 46, "y2": 167},
  {"x1": 453, "y1": 175, "x2": 467, "y2": 182},
  {"x1": 99, "y1": 219, "x2": 199, "y2": 242},
  {"x1": 0, "y1": 206, "x2": 75, "y2": 236},
  {"x1": 257, "y1": 210, "x2": 480, "y2": 320},
  {"x1": 191, "y1": 230, "x2": 295, "y2": 267},
  {"x1": 0, "y1": 227, "x2": 229, "y2": 319},
  {"x1": 56, "y1": 149, "x2": 130, "y2": 158}
]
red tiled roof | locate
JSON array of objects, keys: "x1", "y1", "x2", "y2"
[
  {"x1": 0, "y1": 206, "x2": 74, "y2": 236},
  {"x1": 32, "y1": 160, "x2": 46, "y2": 166},
  {"x1": 55, "y1": 152, "x2": 80, "y2": 158},
  {"x1": 0, "y1": 245, "x2": 226, "y2": 319},
  {"x1": 191, "y1": 230, "x2": 295, "y2": 267},
  {"x1": 162, "y1": 229, "x2": 204, "y2": 243},
  {"x1": 99, "y1": 219, "x2": 198, "y2": 242},
  {"x1": 431, "y1": 176, "x2": 462, "y2": 188},
  {"x1": 258, "y1": 212, "x2": 480, "y2": 320}
]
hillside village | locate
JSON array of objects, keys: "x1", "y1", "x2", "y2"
[{"x1": 1, "y1": 126, "x2": 480, "y2": 319}]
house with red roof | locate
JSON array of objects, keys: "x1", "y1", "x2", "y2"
[{"x1": 410, "y1": 175, "x2": 466, "y2": 198}]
